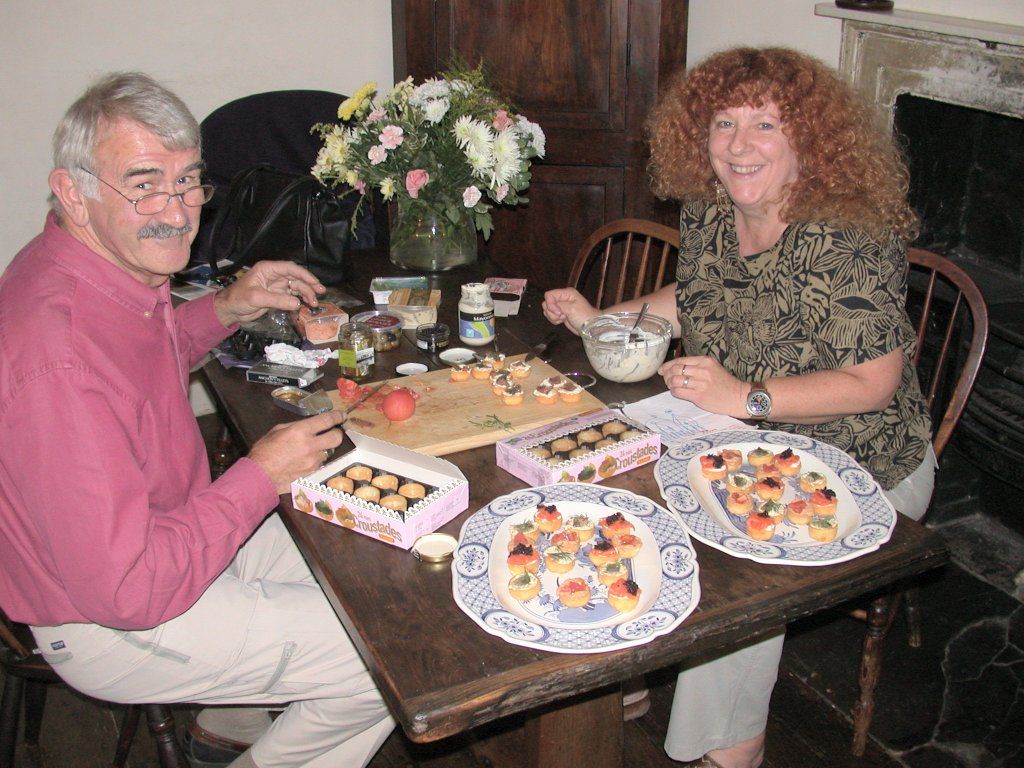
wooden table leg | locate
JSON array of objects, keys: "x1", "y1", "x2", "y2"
[
  {"x1": 471, "y1": 687, "x2": 623, "y2": 768},
  {"x1": 851, "y1": 592, "x2": 895, "y2": 756}
]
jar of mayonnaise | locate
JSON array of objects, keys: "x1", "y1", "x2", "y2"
[{"x1": 458, "y1": 283, "x2": 495, "y2": 346}]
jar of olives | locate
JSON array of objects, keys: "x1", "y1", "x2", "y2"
[{"x1": 338, "y1": 321, "x2": 375, "y2": 380}]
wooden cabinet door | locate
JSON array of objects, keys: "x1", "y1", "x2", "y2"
[{"x1": 393, "y1": 0, "x2": 687, "y2": 290}]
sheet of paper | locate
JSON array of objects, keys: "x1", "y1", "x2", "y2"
[{"x1": 622, "y1": 391, "x2": 755, "y2": 446}]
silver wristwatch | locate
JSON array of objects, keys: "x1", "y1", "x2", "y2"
[{"x1": 745, "y1": 381, "x2": 772, "y2": 420}]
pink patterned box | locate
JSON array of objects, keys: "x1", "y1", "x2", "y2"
[
  {"x1": 496, "y1": 409, "x2": 661, "y2": 486},
  {"x1": 291, "y1": 433, "x2": 468, "y2": 550}
]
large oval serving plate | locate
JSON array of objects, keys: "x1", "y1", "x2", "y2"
[
  {"x1": 655, "y1": 429, "x2": 896, "y2": 566},
  {"x1": 454, "y1": 483, "x2": 700, "y2": 653}
]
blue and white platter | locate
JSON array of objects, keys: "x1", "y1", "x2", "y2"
[
  {"x1": 453, "y1": 483, "x2": 700, "y2": 654},
  {"x1": 655, "y1": 429, "x2": 896, "y2": 567}
]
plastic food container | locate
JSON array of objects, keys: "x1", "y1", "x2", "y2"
[
  {"x1": 294, "y1": 302, "x2": 348, "y2": 343},
  {"x1": 351, "y1": 311, "x2": 403, "y2": 352},
  {"x1": 580, "y1": 312, "x2": 673, "y2": 383}
]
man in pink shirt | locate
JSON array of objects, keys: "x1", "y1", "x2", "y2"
[{"x1": 0, "y1": 73, "x2": 393, "y2": 768}]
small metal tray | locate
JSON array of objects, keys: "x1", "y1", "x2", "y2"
[{"x1": 271, "y1": 387, "x2": 334, "y2": 416}]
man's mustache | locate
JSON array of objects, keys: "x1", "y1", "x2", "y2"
[{"x1": 137, "y1": 222, "x2": 193, "y2": 240}]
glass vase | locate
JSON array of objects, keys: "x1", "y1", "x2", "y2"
[{"x1": 389, "y1": 204, "x2": 478, "y2": 272}]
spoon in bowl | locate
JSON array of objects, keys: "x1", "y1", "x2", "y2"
[{"x1": 628, "y1": 302, "x2": 650, "y2": 343}]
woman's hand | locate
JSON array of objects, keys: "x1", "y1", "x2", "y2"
[
  {"x1": 542, "y1": 288, "x2": 599, "y2": 336},
  {"x1": 213, "y1": 261, "x2": 326, "y2": 327},
  {"x1": 659, "y1": 355, "x2": 747, "y2": 418}
]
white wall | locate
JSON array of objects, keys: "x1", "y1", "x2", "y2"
[
  {"x1": 686, "y1": 0, "x2": 1024, "y2": 69},
  {"x1": 0, "y1": 1, "x2": 393, "y2": 272},
  {"x1": 4, "y1": 1, "x2": 1022, "y2": 275}
]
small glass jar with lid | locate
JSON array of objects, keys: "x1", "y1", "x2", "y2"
[
  {"x1": 415, "y1": 323, "x2": 451, "y2": 353},
  {"x1": 337, "y1": 321, "x2": 375, "y2": 380}
]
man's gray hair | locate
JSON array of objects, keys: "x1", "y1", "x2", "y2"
[{"x1": 51, "y1": 72, "x2": 200, "y2": 213}]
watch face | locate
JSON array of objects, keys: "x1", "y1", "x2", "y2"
[{"x1": 747, "y1": 390, "x2": 772, "y2": 418}]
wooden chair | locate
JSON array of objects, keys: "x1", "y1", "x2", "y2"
[
  {"x1": 850, "y1": 246, "x2": 989, "y2": 755},
  {"x1": 568, "y1": 218, "x2": 679, "y2": 309},
  {"x1": 0, "y1": 611, "x2": 187, "y2": 767}
]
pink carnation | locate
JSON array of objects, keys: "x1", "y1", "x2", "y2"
[
  {"x1": 354, "y1": 180, "x2": 367, "y2": 194},
  {"x1": 493, "y1": 183, "x2": 510, "y2": 202},
  {"x1": 462, "y1": 186, "x2": 482, "y2": 207},
  {"x1": 368, "y1": 145, "x2": 387, "y2": 165},
  {"x1": 405, "y1": 169, "x2": 430, "y2": 199},
  {"x1": 492, "y1": 109, "x2": 513, "y2": 131},
  {"x1": 379, "y1": 125, "x2": 405, "y2": 150},
  {"x1": 367, "y1": 109, "x2": 386, "y2": 123}
]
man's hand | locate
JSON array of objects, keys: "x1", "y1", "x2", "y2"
[
  {"x1": 248, "y1": 410, "x2": 345, "y2": 494},
  {"x1": 213, "y1": 261, "x2": 326, "y2": 327}
]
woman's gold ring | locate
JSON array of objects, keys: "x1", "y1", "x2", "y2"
[
  {"x1": 681, "y1": 365, "x2": 687, "y2": 375},
  {"x1": 322, "y1": 449, "x2": 330, "y2": 463},
  {"x1": 287, "y1": 279, "x2": 294, "y2": 292},
  {"x1": 683, "y1": 375, "x2": 690, "y2": 388}
]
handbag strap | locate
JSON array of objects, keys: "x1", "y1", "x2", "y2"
[
  {"x1": 204, "y1": 165, "x2": 317, "y2": 274},
  {"x1": 228, "y1": 174, "x2": 314, "y2": 268}
]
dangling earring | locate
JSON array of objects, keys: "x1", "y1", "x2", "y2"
[{"x1": 714, "y1": 179, "x2": 730, "y2": 208}]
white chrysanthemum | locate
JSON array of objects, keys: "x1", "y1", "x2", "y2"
[
  {"x1": 423, "y1": 98, "x2": 450, "y2": 124},
  {"x1": 515, "y1": 116, "x2": 546, "y2": 158},
  {"x1": 448, "y1": 78, "x2": 473, "y2": 95},
  {"x1": 453, "y1": 115, "x2": 473, "y2": 146},
  {"x1": 465, "y1": 147, "x2": 492, "y2": 178},
  {"x1": 490, "y1": 129, "x2": 522, "y2": 186},
  {"x1": 410, "y1": 78, "x2": 451, "y2": 108},
  {"x1": 380, "y1": 177, "x2": 397, "y2": 201}
]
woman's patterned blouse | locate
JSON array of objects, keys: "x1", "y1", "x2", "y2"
[{"x1": 675, "y1": 201, "x2": 932, "y2": 489}]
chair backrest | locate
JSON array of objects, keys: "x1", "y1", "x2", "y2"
[
  {"x1": 568, "y1": 218, "x2": 679, "y2": 309},
  {"x1": 197, "y1": 89, "x2": 384, "y2": 252},
  {"x1": 905, "y1": 247, "x2": 989, "y2": 460},
  {"x1": 1, "y1": 606, "x2": 36, "y2": 664},
  {"x1": 200, "y1": 89, "x2": 343, "y2": 190}
]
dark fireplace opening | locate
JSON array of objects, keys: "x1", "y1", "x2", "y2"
[{"x1": 894, "y1": 94, "x2": 1024, "y2": 536}]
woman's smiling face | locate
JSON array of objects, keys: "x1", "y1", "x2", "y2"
[{"x1": 707, "y1": 103, "x2": 800, "y2": 223}]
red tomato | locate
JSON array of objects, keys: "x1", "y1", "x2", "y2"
[
  {"x1": 380, "y1": 388, "x2": 416, "y2": 421},
  {"x1": 336, "y1": 377, "x2": 360, "y2": 396}
]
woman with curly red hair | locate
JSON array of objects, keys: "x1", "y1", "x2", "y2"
[{"x1": 544, "y1": 47, "x2": 936, "y2": 766}]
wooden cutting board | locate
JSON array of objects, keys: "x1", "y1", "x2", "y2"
[{"x1": 329, "y1": 355, "x2": 604, "y2": 456}]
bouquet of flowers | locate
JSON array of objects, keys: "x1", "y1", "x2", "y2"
[{"x1": 312, "y1": 66, "x2": 545, "y2": 269}]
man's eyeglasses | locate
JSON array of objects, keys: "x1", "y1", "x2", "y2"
[{"x1": 77, "y1": 167, "x2": 215, "y2": 216}]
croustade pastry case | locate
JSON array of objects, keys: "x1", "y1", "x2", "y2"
[
  {"x1": 496, "y1": 409, "x2": 661, "y2": 486},
  {"x1": 292, "y1": 433, "x2": 469, "y2": 550}
]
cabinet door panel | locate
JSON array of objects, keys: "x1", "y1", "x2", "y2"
[
  {"x1": 481, "y1": 166, "x2": 624, "y2": 289},
  {"x1": 438, "y1": 0, "x2": 627, "y2": 131}
]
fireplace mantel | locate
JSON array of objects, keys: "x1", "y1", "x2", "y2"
[
  {"x1": 814, "y1": 2, "x2": 1024, "y2": 125},
  {"x1": 814, "y1": 3, "x2": 1024, "y2": 47}
]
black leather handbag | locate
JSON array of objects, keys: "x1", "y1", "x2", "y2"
[{"x1": 195, "y1": 164, "x2": 353, "y2": 285}]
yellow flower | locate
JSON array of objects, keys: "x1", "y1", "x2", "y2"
[
  {"x1": 344, "y1": 169, "x2": 360, "y2": 187},
  {"x1": 379, "y1": 177, "x2": 397, "y2": 201},
  {"x1": 338, "y1": 81, "x2": 377, "y2": 121}
]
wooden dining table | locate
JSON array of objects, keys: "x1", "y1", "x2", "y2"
[{"x1": 200, "y1": 251, "x2": 949, "y2": 767}]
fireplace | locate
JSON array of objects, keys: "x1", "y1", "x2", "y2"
[{"x1": 816, "y1": 4, "x2": 1024, "y2": 534}]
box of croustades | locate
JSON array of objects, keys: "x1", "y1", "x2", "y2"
[
  {"x1": 496, "y1": 409, "x2": 661, "y2": 486},
  {"x1": 291, "y1": 432, "x2": 468, "y2": 550}
]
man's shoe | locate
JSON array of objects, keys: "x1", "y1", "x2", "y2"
[{"x1": 182, "y1": 723, "x2": 250, "y2": 768}]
